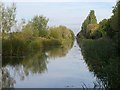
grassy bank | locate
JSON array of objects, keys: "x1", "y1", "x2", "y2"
[
  {"x1": 77, "y1": 38, "x2": 120, "y2": 88},
  {"x1": 78, "y1": 38, "x2": 117, "y2": 60}
]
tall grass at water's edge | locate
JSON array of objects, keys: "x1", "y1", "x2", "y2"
[
  {"x1": 2, "y1": 36, "x2": 74, "y2": 56},
  {"x1": 80, "y1": 38, "x2": 116, "y2": 61},
  {"x1": 2, "y1": 37, "x2": 61, "y2": 56},
  {"x1": 77, "y1": 37, "x2": 120, "y2": 88}
]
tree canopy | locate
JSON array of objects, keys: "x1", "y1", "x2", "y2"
[{"x1": 23, "y1": 15, "x2": 49, "y2": 37}]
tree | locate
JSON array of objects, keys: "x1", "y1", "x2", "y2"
[
  {"x1": 99, "y1": 19, "x2": 112, "y2": 37},
  {"x1": 110, "y1": 0, "x2": 119, "y2": 32},
  {"x1": 48, "y1": 25, "x2": 74, "y2": 40},
  {"x1": 110, "y1": 0, "x2": 120, "y2": 55},
  {"x1": 81, "y1": 10, "x2": 97, "y2": 36},
  {"x1": 86, "y1": 24, "x2": 100, "y2": 38},
  {"x1": 0, "y1": 2, "x2": 16, "y2": 34},
  {"x1": 31, "y1": 15, "x2": 49, "y2": 37}
]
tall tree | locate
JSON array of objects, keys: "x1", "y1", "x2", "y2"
[
  {"x1": 89, "y1": 10, "x2": 97, "y2": 24},
  {"x1": 110, "y1": 0, "x2": 120, "y2": 55},
  {"x1": 0, "y1": 2, "x2": 16, "y2": 34},
  {"x1": 110, "y1": 0, "x2": 119, "y2": 32},
  {"x1": 31, "y1": 15, "x2": 49, "y2": 37},
  {"x1": 81, "y1": 10, "x2": 97, "y2": 36}
]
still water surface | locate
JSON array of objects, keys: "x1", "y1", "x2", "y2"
[{"x1": 3, "y1": 40, "x2": 97, "y2": 88}]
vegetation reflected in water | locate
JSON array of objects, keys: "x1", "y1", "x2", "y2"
[
  {"x1": 2, "y1": 68, "x2": 15, "y2": 88},
  {"x1": 2, "y1": 40, "x2": 74, "y2": 88},
  {"x1": 77, "y1": 39, "x2": 120, "y2": 88}
]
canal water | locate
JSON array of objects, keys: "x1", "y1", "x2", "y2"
[{"x1": 3, "y1": 39, "x2": 97, "y2": 88}]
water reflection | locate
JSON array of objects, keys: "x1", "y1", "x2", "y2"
[
  {"x1": 78, "y1": 39, "x2": 120, "y2": 88},
  {"x1": 2, "y1": 40, "x2": 74, "y2": 88},
  {"x1": 46, "y1": 41, "x2": 74, "y2": 58},
  {"x1": 2, "y1": 68, "x2": 15, "y2": 88}
]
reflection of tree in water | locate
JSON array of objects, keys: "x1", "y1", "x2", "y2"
[
  {"x1": 2, "y1": 51, "x2": 48, "y2": 82},
  {"x1": 47, "y1": 40, "x2": 74, "y2": 58},
  {"x1": 2, "y1": 68, "x2": 15, "y2": 88},
  {"x1": 21, "y1": 51, "x2": 48, "y2": 74},
  {"x1": 2, "y1": 40, "x2": 74, "y2": 84},
  {"x1": 79, "y1": 40, "x2": 120, "y2": 88}
]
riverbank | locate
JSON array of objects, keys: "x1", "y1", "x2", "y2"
[
  {"x1": 76, "y1": 37, "x2": 120, "y2": 88},
  {"x1": 2, "y1": 26, "x2": 74, "y2": 56}
]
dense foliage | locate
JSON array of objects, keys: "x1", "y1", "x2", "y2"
[
  {"x1": 0, "y1": 3, "x2": 16, "y2": 34},
  {"x1": 77, "y1": 1, "x2": 120, "y2": 88},
  {"x1": 77, "y1": 0, "x2": 119, "y2": 54},
  {"x1": 23, "y1": 15, "x2": 49, "y2": 37},
  {"x1": 48, "y1": 26, "x2": 74, "y2": 42},
  {"x1": 80, "y1": 10, "x2": 98, "y2": 38},
  {"x1": 78, "y1": 38, "x2": 120, "y2": 88},
  {"x1": 77, "y1": 1, "x2": 119, "y2": 40},
  {"x1": 1, "y1": 2, "x2": 74, "y2": 56}
]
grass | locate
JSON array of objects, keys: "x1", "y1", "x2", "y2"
[
  {"x1": 29, "y1": 37, "x2": 62, "y2": 50},
  {"x1": 80, "y1": 38, "x2": 116, "y2": 61},
  {"x1": 77, "y1": 37, "x2": 120, "y2": 88}
]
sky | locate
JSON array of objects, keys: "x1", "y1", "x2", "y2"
[
  {"x1": 2, "y1": 0, "x2": 117, "y2": 2},
  {"x1": 3, "y1": 1, "x2": 116, "y2": 35}
]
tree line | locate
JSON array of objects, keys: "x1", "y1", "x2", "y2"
[
  {"x1": 76, "y1": 1, "x2": 120, "y2": 88},
  {"x1": 77, "y1": 0, "x2": 120, "y2": 55},
  {"x1": 0, "y1": 2, "x2": 74, "y2": 56}
]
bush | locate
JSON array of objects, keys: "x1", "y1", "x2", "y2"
[
  {"x1": 90, "y1": 30, "x2": 102, "y2": 39},
  {"x1": 86, "y1": 24, "x2": 100, "y2": 38},
  {"x1": 48, "y1": 26, "x2": 74, "y2": 41},
  {"x1": 39, "y1": 30, "x2": 48, "y2": 37}
]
